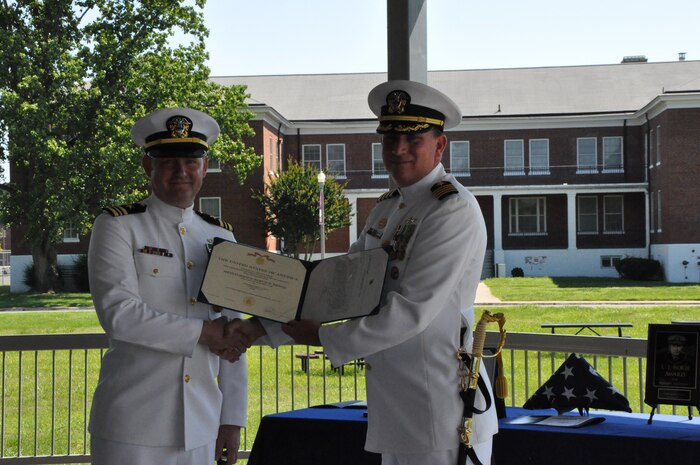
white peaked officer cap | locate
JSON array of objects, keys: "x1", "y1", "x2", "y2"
[
  {"x1": 131, "y1": 107, "x2": 220, "y2": 158},
  {"x1": 368, "y1": 80, "x2": 462, "y2": 134}
]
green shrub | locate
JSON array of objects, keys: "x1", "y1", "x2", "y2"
[
  {"x1": 615, "y1": 257, "x2": 662, "y2": 281},
  {"x1": 511, "y1": 267, "x2": 524, "y2": 277},
  {"x1": 23, "y1": 263, "x2": 65, "y2": 291},
  {"x1": 22, "y1": 261, "x2": 88, "y2": 292},
  {"x1": 22, "y1": 264, "x2": 36, "y2": 290}
]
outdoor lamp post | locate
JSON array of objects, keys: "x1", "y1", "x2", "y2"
[{"x1": 318, "y1": 171, "x2": 326, "y2": 259}]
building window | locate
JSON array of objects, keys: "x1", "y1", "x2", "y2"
[
  {"x1": 302, "y1": 144, "x2": 322, "y2": 171},
  {"x1": 450, "y1": 141, "x2": 470, "y2": 176},
  {"x1": 656, "y1": 125, "x2": 661, "y2": 165},
  {"x1": 601, "y1": 255, "x2": 622, "y2": 268},
  {"x1": 648, "y1": 128, "x2": 655, "y2": 168},
  {"x1": 603, "y1": 195, "x2": 624, "y2": 234},
  {"x1": 577, "y1": 137, "x2": 597, "y2": 173},
  {"x1": 504, "y1": 140, "x2": 525, "y2": 176},
  {"x1": 269, "y1": 137, "x2": 274, "y2": 172},
  {"x1": 529, "y1": 139, "x2": 550, "y2": 175},
  {"x1": 372, "y1": 143, "x2": 388, "y2": 178},
  {"x1": 326, "y1": 144, "x2": 346, "y2": 178},
  {"x1": 63, "y1": 221, "x2": 79, "y2": 243},
  {"x1": 577, "y1": 196, "x2": 598, "y2": 234},
  {"x1": 509, "y1": 197, "x2": 546, "y2": 235},
  {"x1": 207, "y1": 157, "x2": 221, "y2": 172},
  {"x1": 602, "y1": 136, "x2": 623, "y2": 173},
  {"x1": 199, "y1": 197, "x2": 221, "y2": 218}
]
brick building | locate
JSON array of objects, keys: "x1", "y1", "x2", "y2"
[{"x1": 10, "y1": 58, "x2": 700, "y2": 290}]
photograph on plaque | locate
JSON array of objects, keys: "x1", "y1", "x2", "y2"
[{"x1": 644, "y1": 324, "x2": 700, "y2": 407}]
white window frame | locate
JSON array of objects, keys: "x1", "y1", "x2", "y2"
[
  {"x1": 302, "y1": 144, "x2": 322, "y2": 171},
  {"x1": 504, "y1": 140, "x2": 525, "y2": 176},
  {"x1": 576, "y1": 137, "x2": 598, "y2": 174},
  {"x1": 199, "y1": 197, "x2": 222, "y2": 218},
  {"x1": 207, "y1": 157, "x2": 221, "y2": 173},
  {"x1": 602, "y1": 136, "x2": 624, "y2": 173},
  {"x1": 63, "y1": 221, "x2": 79, "y2": 243},
  {"x1": 268, "y1": 137, "x2": 274, "y2": 172},
  {"x1": 603, "y1": 195, "x2": 624, "y2": 234},
  {"x1": 601, "y1": 255, "x2": 622, "y2": 269},
  {"x1": 450, "y1": 141, "x2": 470, "y2": 176},
  {"x1": 528, "y1": 139, "x2": 550, "y2": 175},
  {"x1": 326, "y1": 143, "x2": 346, "y2": 178},
  {"x1": 371, "y1": 143, "x2": 388, "y2": 178},
  {"x1": 577, "y1": 196, "x2": 598, "y2": 234},
  {"x1": 509, "y1": 197, "x2": 547, "y2": 235}
]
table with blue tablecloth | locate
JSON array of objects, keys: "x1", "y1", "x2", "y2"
[
  {"x1": 495, "y1": 407, "x2": 700, "y2": 464},
  {"x1": 247, "y1": 404, "x2": 700, "y2": 465},
  {"x1": 247, "y1": 402, "x2": 380, "y2": 465}
]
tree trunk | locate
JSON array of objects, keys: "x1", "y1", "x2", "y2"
[{"x1": 31, "y1": 242, "x2": 60, "y2": 294}]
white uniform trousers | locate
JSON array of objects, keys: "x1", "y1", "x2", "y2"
[
  {"x1": 380, "y1": 439, "x2": 492, "y2": 465},
  {"x1": 91, "y1": 436, "x2": 215, "y2": 465}
]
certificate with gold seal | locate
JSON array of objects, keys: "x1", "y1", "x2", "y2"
[{"x1": 198, "y1": 239, "x2": 389, "y2": 323}]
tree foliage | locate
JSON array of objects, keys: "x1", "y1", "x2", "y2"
[
  {"x1": 253, "y1": 160, "x2": 353, "y2": 260},
  {"x1": 0, "y1": 0, "x2": 260, "y2": 292}
]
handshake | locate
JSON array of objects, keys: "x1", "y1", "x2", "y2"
[
  {"x1": 199, "y1": 317, "x2": 266, "y2": 363},
  {"x1": 199, "y1": 315, "x2": 324, "y2": 363}
]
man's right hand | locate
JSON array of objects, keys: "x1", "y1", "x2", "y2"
[
  {"x1": 225, "y1": 317, "x2": 266, "y2": 344},
  {"x1": 200, "y1": 317, "x2": 251, "y2": 362}
]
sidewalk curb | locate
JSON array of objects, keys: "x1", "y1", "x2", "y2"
[{"x1": 0, "y1": 306, "x2": 95, "y2": 312}]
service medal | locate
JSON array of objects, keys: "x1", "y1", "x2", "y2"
[{"x1": 390, "y1": 217, "x2": 417, "y2": 261}]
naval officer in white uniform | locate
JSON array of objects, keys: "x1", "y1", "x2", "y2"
[
  {"x1": 244, "y1": 81, "x2": 498, "y2": 465},
  {"x1": 88, "y1": 108, "x2": 250, "y2": 465}
]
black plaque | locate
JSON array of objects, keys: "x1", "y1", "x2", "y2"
[{"x1": 644, "y1": 324, "x2": 700, "y2": 421}]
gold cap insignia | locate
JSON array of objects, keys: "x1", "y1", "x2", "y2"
[
  {"x1": 387, "y1": 90, "x2": 409, "y2": 115},
  {"x1": 167, "y1": 116, "x2": 192, "y2": 139}
]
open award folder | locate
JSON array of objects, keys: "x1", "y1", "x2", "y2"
[
  {"x1": 508, "y1": 414, "x2": 605, "y2": 428},
  {"x1": 198, "y1": 239, "x2": 389, "y2": 323}
]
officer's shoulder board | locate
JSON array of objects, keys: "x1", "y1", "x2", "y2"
[
  {"x1": 431, "y1": 181, "x2": 459, "y2": 200},
  {"x1": 377, "y1": 189, "x2": 399, "y2": 203},
  {"x1": 195, "y1": 210, "x2": 234, "y2": 232},
  {"x1": 103, "y1": 202, "x2": 147, "y2": 217}
]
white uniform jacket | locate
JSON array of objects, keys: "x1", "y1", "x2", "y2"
[
  {"x1": 88, "y1": 194, "x2": 247, "y2": 450},
  {"x1": 320, "y1": 164, "x2": 498, "y2": 454}
]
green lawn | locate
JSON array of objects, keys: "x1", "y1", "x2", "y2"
[
  {"x1": 0, "y1": 309, "x2": 102, "y2": 335},
  {"x1": 484, "y1": 277, "x2": 700, "y2": 301},
  {"x1": 474, "y1": 304, "x2": 700, "y2": 338},
  {"x1": 0, "y1": 285, "x2": 95, "y2": 309},
  {"x1": 4, "y1": 305, "x2": 700, "y2": 338}
]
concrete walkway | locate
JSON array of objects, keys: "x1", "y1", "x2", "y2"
[{"x1": 475, "y1": 282, "x2": 502, "y2": 304}]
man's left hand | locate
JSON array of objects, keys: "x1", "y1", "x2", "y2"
[
  {"x1": 282, "y1": 319, "x2": 322, "y2": 346},
  {"x1": 216, "y1": 424, "x2": 241, "y2": 463}
]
